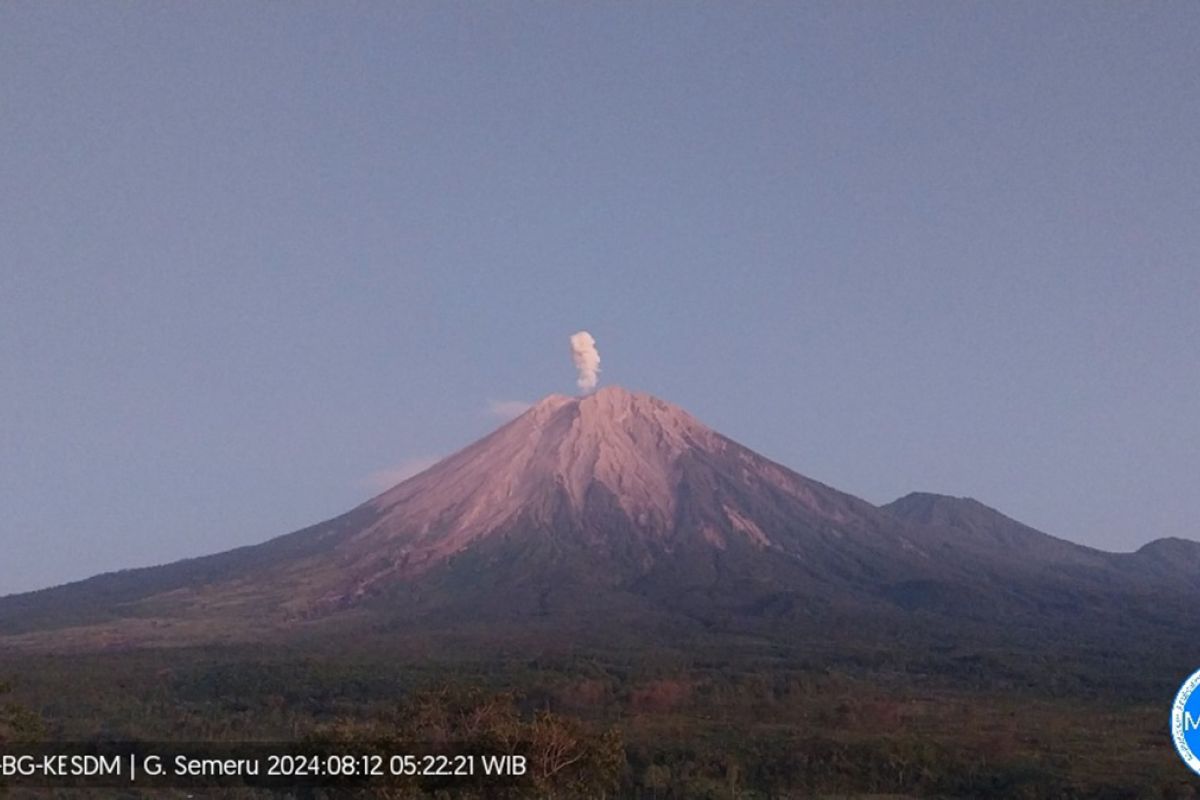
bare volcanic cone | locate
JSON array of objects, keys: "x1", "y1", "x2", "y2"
[
  {"x1": 4, "y1": 386, "x2": 1198, "y2": 649},
  {"x1": 0, "y1": 387, "x2": 906, "y2": 642},
  {"x1": 324, "y1": 387, "x2": 915, "y2": 612}
]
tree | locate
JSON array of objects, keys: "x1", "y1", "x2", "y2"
[
  {"x1": 644, "y1": 763, "x2": 671, "y2": 800},
  {"x1": 309, "y1": 687, "x2": 626, "y2": 799},
  {"x1": 0, "y1": 680, "x2": 39, "y2": 743}
]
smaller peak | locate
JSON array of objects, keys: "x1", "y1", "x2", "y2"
[
  {"x1": 1138, "y1": 537, "x2": 1200, "y2": 556},
  {"x1": 1135, "y1": 537, "x2": 1200, "y2": 571},
  {"x1": 889, "y1": 492, "x2": 985, "y2": 508},
  {"x1": 883, "y1": 492, "x2": 999, "y2": 525},
  {"x1": 895, "y1": 491, "x2": 968, "y2": 503}
]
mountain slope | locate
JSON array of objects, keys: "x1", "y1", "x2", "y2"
[
  {"x1": 881, "y1": 492, "x2": 1110, "y2": 567},
  {"x1": 1, "y1": 387, "x2": 1195, "y2": 650}
]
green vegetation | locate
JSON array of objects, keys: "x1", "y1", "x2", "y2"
[
  {"x1": 0, "y1": 680, "x2": 40, "y2": 743},
  {"x1": 0, "y1": 633, "x2": 1194, "y2": 798}
]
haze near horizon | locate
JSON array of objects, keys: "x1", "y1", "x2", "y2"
[{"x1": 1, "y1": 2, "x2": 1197, "y2": 594}]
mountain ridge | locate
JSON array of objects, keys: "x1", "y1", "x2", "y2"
[{"x1": 1, "y1": 385, "x2": 1196, "y2": 650}]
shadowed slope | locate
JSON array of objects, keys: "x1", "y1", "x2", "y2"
[{"x1": 1, "y1": 387, "x2": 1197, "y2": 650}]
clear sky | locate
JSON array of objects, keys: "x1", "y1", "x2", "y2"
[{"x1": 2, "y1": 2, "x2": 1197, "y2": 595}]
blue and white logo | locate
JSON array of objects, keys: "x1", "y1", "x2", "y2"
[{"x1": 1172, "y1": 668, "x2": 1200, "y2": 774}]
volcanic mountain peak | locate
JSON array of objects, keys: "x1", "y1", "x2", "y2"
[
  {"x1": 6, "y1": 383, "x2": 1200, "y2": 652},
  {"x1": 362, "y1": 386, "x2": 722, "y2": 554}
]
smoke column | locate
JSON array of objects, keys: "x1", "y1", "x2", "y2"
[{"x1": 569, "y1": 331, "x2": 601, "y2": 392}]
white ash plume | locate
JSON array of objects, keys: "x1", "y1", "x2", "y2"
[{"x1": 569, "y1": 331, "x2": 601, "y2": 392}]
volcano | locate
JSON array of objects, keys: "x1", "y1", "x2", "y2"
[{"x1": 2, "y1": 386, "x2": 1197, "y2": 649}]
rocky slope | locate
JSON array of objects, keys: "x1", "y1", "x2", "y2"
[{"x1": 1, "y1": 386, "x2": 1196, "y2": 649}]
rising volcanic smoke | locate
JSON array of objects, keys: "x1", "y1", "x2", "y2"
[{"x1": 569, "y1": 331, "x2": 601, "y2": 392}]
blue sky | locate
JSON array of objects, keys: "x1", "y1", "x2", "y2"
[{"x1": 2, "y1": 2, "x2": 1197, "y2": 594}]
